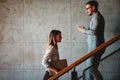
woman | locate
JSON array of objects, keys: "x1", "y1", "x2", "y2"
[{"x1": 42, "y1": 30, "x2": 62, "y2": 80}]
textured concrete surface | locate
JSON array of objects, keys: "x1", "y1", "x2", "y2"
[{"x1": 0, "y1": 0, "x2": 120, "y2": 80}]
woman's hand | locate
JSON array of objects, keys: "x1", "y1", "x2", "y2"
[
  {"x1": 53, "y1": 69, "x2": 59, "y2": 74},
  {"x1": 48, "y1": 66, "x2": 59, "y2": 74}
]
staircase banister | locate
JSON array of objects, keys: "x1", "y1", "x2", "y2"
[{"x1": 48, "y1": 33, "x2": 120, "y2": 80}]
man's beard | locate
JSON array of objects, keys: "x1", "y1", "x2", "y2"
[{"x1": 87, "y1": 13, "x2": 92, "y2": 16}]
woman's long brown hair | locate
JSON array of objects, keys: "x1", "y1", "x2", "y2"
[{"x1": 47, "y1": 30, "x2": 61, "y2": 49}]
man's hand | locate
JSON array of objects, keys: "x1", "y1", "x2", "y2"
[{"x1": 78, "y1": 26, "x2": 85, "y2": 32}]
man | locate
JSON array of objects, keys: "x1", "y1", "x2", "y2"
[{"x1": 78, "y1": 1, "x2": 105, "y2": 80}]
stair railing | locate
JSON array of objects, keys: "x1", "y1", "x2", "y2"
[
  {"x1": 77, "y1": 47, "x2": 120, "y2": 80},
  {"x1": 48, "y1": 33, "x2": 120, "y2": 80}
]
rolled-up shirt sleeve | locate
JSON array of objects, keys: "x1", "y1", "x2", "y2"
[{"x1": 82, "y1": 15, "x2": 98, "y2": 36}]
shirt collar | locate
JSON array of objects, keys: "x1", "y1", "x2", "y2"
[{"x1": 92, "y1": 11, "x2": 99, "y2": 18}]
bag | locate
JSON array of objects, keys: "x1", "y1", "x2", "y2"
[{"x1": 48, "y1": 59, "x2": 68, "y2": 71}]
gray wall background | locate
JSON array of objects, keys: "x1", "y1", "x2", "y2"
[{"x1": 0, "y1": 0, "x2": 120, "y2": 80}]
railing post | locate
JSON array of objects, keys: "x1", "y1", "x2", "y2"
[{"x1": 71, "y1": 67, "x2": 78, "y2": 80}]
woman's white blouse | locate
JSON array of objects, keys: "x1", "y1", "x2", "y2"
[{"x1": 42, "y1": 45, "x2": 59, "y2": 70}]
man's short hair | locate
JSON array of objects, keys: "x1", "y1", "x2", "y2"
[{"x1": 86, "y1": 1, "x2": 99, "y2": 10}]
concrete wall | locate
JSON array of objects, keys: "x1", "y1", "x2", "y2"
[{"x1": 0, "y1": 0, "x2": 120, "y2": 80}]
